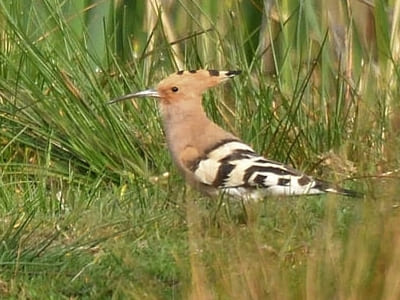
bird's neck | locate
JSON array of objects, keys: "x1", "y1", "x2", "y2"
[
  {"x1": 160, "y1": 100, "x2": 206, "y2": 126},
  {"x1": 160, "y1": 101, "x2": 211, "y2": 146},
  {"x1": 159, "y1": 100, "x2": 236, "y2": 158}
]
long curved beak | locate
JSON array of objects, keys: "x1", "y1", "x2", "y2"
[{"x1": 107, "y1": 89, "x2": 160, "y2": 104}]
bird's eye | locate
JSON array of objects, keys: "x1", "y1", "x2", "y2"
[{"x1": 171, "y1": 86, "x2": 179, "y2": 92}]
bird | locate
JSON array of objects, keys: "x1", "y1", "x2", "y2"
[{"x1": 108, "y1": 69, "x2": 361, "y2": 200}]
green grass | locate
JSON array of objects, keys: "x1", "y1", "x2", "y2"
[{"x1": 1, "y1": 0, "x2": 400, "y2": 298}]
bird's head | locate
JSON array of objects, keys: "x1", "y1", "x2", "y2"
[{"x1": 108, "y1": 69, "x2": 241, "y2": 105}]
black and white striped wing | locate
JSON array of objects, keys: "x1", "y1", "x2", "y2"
[{"x1": 191, "y1": 140, "x2": 329, "y2": 200}]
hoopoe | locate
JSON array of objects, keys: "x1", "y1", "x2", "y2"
[{"x1": 109, "y1": 70, "x2": 360, "y2": 200}]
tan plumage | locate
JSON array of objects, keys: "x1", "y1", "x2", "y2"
[{"x1": 109, "y1": 70, "x2": 361, "y2": 200}]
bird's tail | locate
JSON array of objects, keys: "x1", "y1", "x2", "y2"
[{"x1": 314, "y1": 180, "x2": 363, "y2": 198}]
